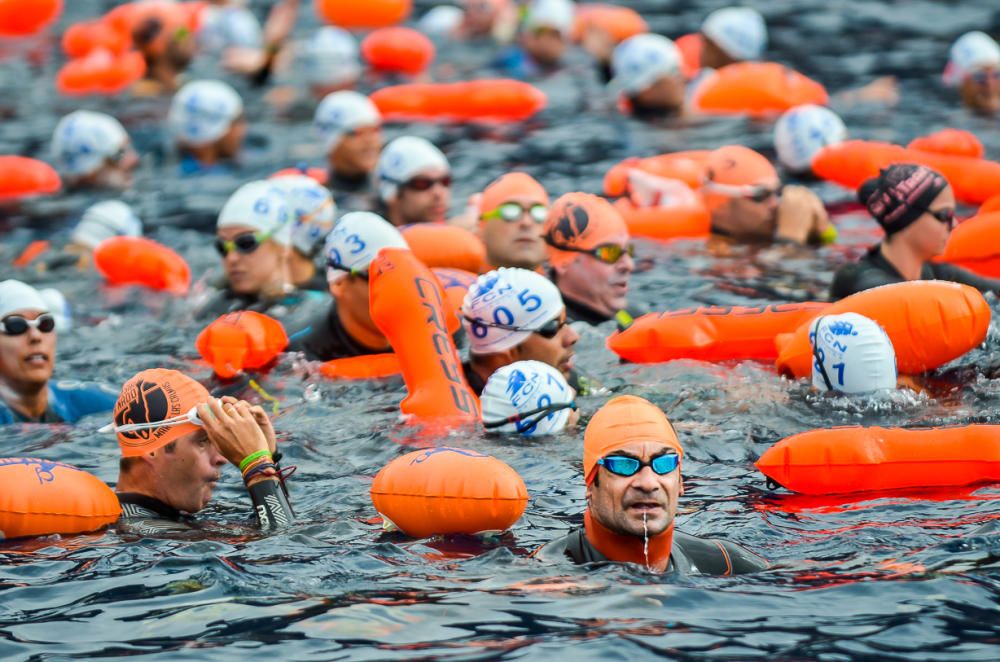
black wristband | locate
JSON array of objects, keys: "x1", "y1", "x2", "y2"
[{"x1": 247, "y1": 478, "x2": 294, "y2": 531}]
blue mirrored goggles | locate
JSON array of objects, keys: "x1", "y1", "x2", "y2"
[{"x1": 597, "y1": 453, "x2": 680, "y2": 477}]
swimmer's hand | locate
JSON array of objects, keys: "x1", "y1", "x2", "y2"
[
  {"x1": 199, "y1": 399, "x2": 270, "y2": 469},
  {"x1": 220, "y1": 396, "x2": 277, "y2": 453},
  {"x1": 775, "y1": 185, "x2": 831, "y2": 245}
]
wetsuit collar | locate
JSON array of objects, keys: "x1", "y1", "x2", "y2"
[
  {"x1": 562, "y1": 294, "x2": 614, "y2": 325},
  {"x1": 116, "y1": 492, "x2": 184, "y2": 521},
  {"x1": 583, "y1": 508, "x2": 674, "y2": 572},
  {"x1": 328, "y1": 170, "x2": 371, "y2": 192}
]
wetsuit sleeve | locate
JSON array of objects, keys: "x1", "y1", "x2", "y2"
[
  {"x1": 48, "y1": 381, "x2": 119, "y2": 423},
  {"x1": 930, "y1": 262, "x2": 1000, "y2": 295},
  {"x1": 247, "y1": 478, "x2": 294, "y2": 531},
  {"x1": 829, "y1": 262, "x2": 902, "y2": 300}
]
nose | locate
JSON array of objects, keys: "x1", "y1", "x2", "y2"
[
  {"x1": 561, "y1": 324, "x2": 579, "y2": 348},
  {"x1": 617, "y1": 252, "x2": 635, "y2": 274},
  {"x1": 631, "y1": 465, "x2": 661, "y2": 491},
  {"x1": 211, "y1": 447, "x2": 226, "y2": 466}
]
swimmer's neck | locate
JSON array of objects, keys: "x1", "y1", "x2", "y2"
[
  {"x1": 288, "y1": 252, "x2": 316, "y2": 287},
  {"x1": 879, "y1": 240, "x2": 925, "y2": 281},
  {"x1": 335, "y1": 303, "x2": 391, "y2": 351},
  {"x1": 584, "y1": 509, "x2": 674, "y2": 573},
  {"x1": 0, "y1": 378, "x2": 49, "y2": 420}
]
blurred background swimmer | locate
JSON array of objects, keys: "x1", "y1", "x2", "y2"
[
  {"x1": 944, "y1": 31, "x2": 1000, "y2": 117},
  {"x1": 481, "y1": 360, "x2": 578, "y2": 436},
  {"x1": 810, "y1": 313, "x2": 897, "y2": 395},
  {"x1": 168, "y1": 80, "x2": 246, "y2": 176},
  {"x1": 314, "y1": 91, "x2": 382, "y2": 207},
  {"x1": 376, "y1": 136, "x2": 452, "y2": 226},
  {"x1": 51, "y1": 111, "x2": 139, "y2": 192},
  {"x1": 269, "y1": 174, "x2": 336, "y2": 292}
]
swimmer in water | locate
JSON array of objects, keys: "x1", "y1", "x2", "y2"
[
  {"x1": 168, "y1": 80, "x2": 246, "y2": 175},
  {"x1": 108, "y1": 368, "x2": 293, "y2": 535},
  {"x1": 130, "y1": 3, "x2": 198, "y2": 95},
  {"x1": 481, "y1": 359, "x2": 579, "y2": 436},
  {"x1": 773, "y1": 104, "x2": 848, "y2": 176},
  {"x1": 535, "y1": 395, "x2": 766, "y2": 574},
  {"x1": 494, "y1": 0, "x2": 575, "y2": 80},
  {"x1": 830, "y1": 164, "x2": 1000, "y2": 299},
  {"x1": 376, "y1": 136, "x2": 452, "y2": 226},
  {"x1": 542, "y1": 192, "x2": 643, "y2": 329},
  {"x1": 315, "y1": 91, "x2": 382, "y2": 205},
  {"x1": 300, "y1": 27, "x2": 361, "y2": 100},
  {"x1": 477, "y1": 173, "x2": 550, "y2": 270},
  {"x1": 609, "y1": 33, "x2": 686, "y2": 118},
  {"x1": 51, "y1": 111, "x2": 140, "y2": 192},
  {"x1": 196, "y1": 0, "x2": 299, "y2": 86},
  {"x1": 0, "y1": 280, "x2": 117, "y2": 424},
  {"x1": 269, "y1": 175, "x2": 337, "y2": 292},
  {"x1": 809, "y1": 313, "x2": 898, "y2": 394},
  {"x1": 944, "y1": 31, "x2": 1000, "y2": 117},
  {"x1": 697, "y1": 7, "x2": 768, "y2": 72}
]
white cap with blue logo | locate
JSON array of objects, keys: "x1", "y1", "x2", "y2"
[
  {"x1": 701, "y1": 7, "x2": 767, "y2": 62},
  {"x1": 810, "y1": 312, "x2": 897, "y2": 394},
  {"x1": 323, "y1": 211, "x2": 408, "y2": 282},
  {"x1": 217, "y1": 181, "x2": 293, "y2": 246},
  {"x1": 462, "y1": 268, "x2": 564, "y2": 354},
  {"x1": 270, "y1": 175, "x2": 337, "y2": 257},
  {"x1": 944, "y1": 31, "x2": 1000, "y2": 86},
  {"x1": 610, "y1": 33, "x2": 682, "y2": 95},
  {"x1": 481, "y1": 360, "x2": 575, "y2": 436},
  {"x1": 376, "y1": 136, "x2": 449, "y2": 202},
  {"x1": 774, "y1": 104, "x2": 847, "y2": 173},
  {"x1": 315, "y1": 90, "x2": 381, "y2": 155},
  {"x1": 51, "y1": 110, "x2": 129, "y2": 177},
  {"x1": 168, "y1": 80, "x2": 244, "y2": 147}
]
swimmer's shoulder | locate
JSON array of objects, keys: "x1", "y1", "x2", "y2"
[{"x1": 673, "y1": 530, "x2": 768, "y2": 575}]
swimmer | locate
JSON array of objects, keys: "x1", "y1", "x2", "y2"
[
  {"x1": 168, "y1": 80, "x2": 246, "y2": 175},
  {"x1": 459, "y1": 0, "x2": 511, "y2": 41},
  {"x1": 0, "y1": 280, "x2": 117, "y2": 424},
  {"x1": 289, "y1": 212, "x2": 408, "y2": 361},
  {"x1": 609, "y1": 33, "x2": 686, "y2": 118},
  {"x1": 809, "y1": 313, "x2": 897, "y2": 394},
  {"x1": 535, "y1": 395, "x2": 767, "y2": 574},
  {"x1": 702, "y1": 145, "x2": 832, "y2": 247},
  {"x1": 944, "y1": 31, "x2": 1000, "y2": 117},
  {"x1": 773, "y1": 104, "x2": 848, "y2": 176},
  {"x1": 315, "y1": 91, "x2": 382, "y2": 203},
  {"x1": 830, "y1": 164, "x2": 1000, "y2": 299},
  {"x1": 301, "y1": 28, "x2": 361, "y2": 100},
  {"x1": 208, "y1": 0, "x2": 300, "y2": 85},
  {"x1": 461, "y1": 267, "x2": 589, "y2": 395},
  {"x1": 494, "y1": 0, "x2": 575, "y2": 79},
  {"x1": 16, "y1": 201, "x2": 143, "y2": 273},
  {"x1": 698, "y1": 7, "x2": 767, "y2": 71},
  {"x1": 109, "y1": 368, "x2": 293, "y2": 534},
  {"x1": 51, "y1": 111, "x2": 139, "y2": 191},
  {"x1": 376, "y1": 136, "x2": 451, "y2": 226},
  {"x1": 481, "y1": 360, "x2": 578, "y2": 436},
  {"x1": 130, "y1": 2, "x2": 198, "y2": 94},
  {"x1": 478, "y1": 173, "x2": 549, "y2": 270},
  {"x1": 542, "y1": 192, "x2": 642, "y2": 328},
  {"x1": 269, "y1": 175, "x2": 337, "y2": 292}
]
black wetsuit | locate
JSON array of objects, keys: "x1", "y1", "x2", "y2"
[
  {"x1": 830, "y1": 244, "x2": 1000, "y2": 300},
  {"x1": 195, "y1": 287, "x2": 327, "y2": 330},
  {"x1": 327, "y1": 171, "x2": 376, "y2": 214},
  {"x1": 297, "y1": 270, "x2": 328, "y2": 294},
  {"x1": 288, "y1": 300, "x2": 388, "y2": 361},
  {"x1": 461, "y1": 361, "x2": 597, "y2": 397},
  {"x1": 562, "y1": 295, "x2": 644, "y2": 332},
  {"x1": 538, "y1": 527, "x2": 767, "y2": 576}
]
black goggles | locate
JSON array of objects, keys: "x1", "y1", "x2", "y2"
[
  {"x1": 0, "y1": 314, "x2": 56, "y2": 336},
  {"x1": 928, "y1": 207, "x2": 956, "y2": 229},
  {"x1": 462, "y1": 313, "x2": 566, "y2": 340},
  {"x1": 326, "y1": 260, "x2": 369, "y2": 281},
  {"x1": 597, "y1": 453, "x2": 680, "y2": 477},
  {"x1": 482, "y1": 400, "x2": 577, "y2": 430},
  {"x1": 215, "y1": 231, "x2": 271, "y2": 257},
  {"x1": 810, "y1": 316, "x2": 836, "y2": 392},
  {"x1": 404, "y1": 174, "x2": 452, "y2": 191},
  {"x1": 543, "y1": 237, "x2": 635, "y2": 264}
]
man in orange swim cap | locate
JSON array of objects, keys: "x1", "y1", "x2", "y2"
[
  {"x1": 543, "y1": 192, "x2": 642, "y2": 328},
  {"x1": 536, "y1": 395, "x2": 766, "y2": 574},
  {"x1": 702, "y1": 145, "x2": 832, "y2": 246},
  {"x1": 108, "y1": 368, "x2": 294, "y2": 534},
  {"x1": 478, "y1": 172, "x2": 549, "y2": 270}
]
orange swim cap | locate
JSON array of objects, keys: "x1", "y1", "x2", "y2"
[
  {"x1": 479, "y1": 172, "x2": 549, "y2": 217},
  {"x1": 583, "y1": 395, "x2": 683, "y2": 484},
  {"x1": 543, "y1": 192, "x2": 629, "y2": 267},
  {"x1": 111, "y1": 369, "x2": 211, "y2": 457},
  {"x1": 702, "y1": 145, "x2": 779, "y2": 211}
]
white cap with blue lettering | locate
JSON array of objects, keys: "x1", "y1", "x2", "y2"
[
  {"x1": 810, "y1": 312, "x2": 897, "y2": 394},
  {"x1": 461, "y1": 268, "x2": 564, "y2": 354},
  {"x1": 701, "y1": 7, "x2": 767, "y2": 62},
  {"x1": 774, "y1": 104, "x2": 847, "y2": 173},
  {"x1": 323, "y1": 211, "x2": 408, "y2": 282},
  {"x1": 481, "y1": 360, "x2": 575, "y2": 436}
]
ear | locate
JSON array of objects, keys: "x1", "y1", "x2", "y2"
[
  {"x1": 679, "y1": 476, "x2": 685, "y2": 496},
  {"x1": 329, "y1": 275, "x2": 346, "y2": 299}
]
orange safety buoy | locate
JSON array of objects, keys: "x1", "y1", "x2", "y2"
[
  {"x1": 11, "y1": 240, "x2": 51, "y2": 268},
  {"x1": 315, "y1": 0, "x2": 410, "y2": 30},
  {"x1": 689, "y1": 62, "x2": 829, "y2": 117},
  {"x1": 908, "y1": 128, "x2": 983, "y2": 159},
  {"x1": 572, "y1": 4, "x2": 648, "y2": 44},
  {"x1": 675, "y1": 32, "x2": 701, "y2": 79},
  {"x1": 608, "y1": 302, "x2": 829, "y2": 364},
  {"x1": 269, "y1": 166, "x2": 328, "y2": 185},
  {"x1": 93, "y1": 236, "x2": 190, "y2": 295},
  {"x1": 362, "y1": 26, "x2": 434, "y2": 76},
  {"x1": 937, "y1": 211, "x2": 1000, "y2": 278},
  {"x1": 980, "y1": 193, "x2": 1000, "y2": 215},
  {"x1": 62, "y1": 19, "x2": 131, "y2": 58},
  {"x1": 402, "y1": 224, "x2": 487, "y2": 274},
  {"x1": 756, "y1": 425, "x2": 1000, "y2": 495},
  {"x1": 195, "y1": 311, "x2": 288, "y2": 379},
  {"x1": 104, "y1": 1, "x2": 204, "y2": 41},
  {"x1": 0, "y1": 156, "x2": 60, "y2": 201},
  {"x1": 319, "y1": 353, "x2": 401, "y2": 380},
  {"x1": 56, "y1": 49, "x2": 146, "y2": 96},
  {"x1": 431, "y1": 266, "x2": 476, "y2": 335},
  {"x1": 775, "y1": 281, "x2": 990, "y2": 378},
  {"x1": 370, "y1": 447, "x2": 528, "y2": 537},
  {"x1": 604, "y1": 151, "x2": 711, "y2": 197},
  {"x1": 369, "y1": 248, "x2": 479, "y2": 422},
  {"x1": 370, "y1": 79, "x2": 547, "y2": 123},
  {"x1": 613, "y1": 198, "x2": 710, "y2": 242},
  {"x1": 0, "y1": 0, "x2": 62, "y2": 37},
  {"x1": 0, "y1": 457, "x2": 121, "y2": 539}
]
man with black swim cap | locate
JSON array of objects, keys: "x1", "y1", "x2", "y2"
[
  {"x1": 831, "y1": 163, "x2": 1000, "y2": 299},
  {"x1": 536, "y1": 395, "x2": 765, "y2": 574}
]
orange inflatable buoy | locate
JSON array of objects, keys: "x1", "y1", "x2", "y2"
[
  {"x1": 0, "y1": 457, "x2": 121, "y2": 539},
  {"x1": 675, "y1": 32, "x2": 701, "y2": 79},
  {"x1": 756, "y1": 425, "x2": 1000, "y2": 495},
  {"x1": 0, "y1": 156, "x2": 60, "y2": 201},
  {"x1": 604, "y1": 151, "x2": 711, "y2": 197},
  {"x1": 0, "y1": 0, "x2": 62, "y2": 37},
  {"x1": 908, "y1": 129, "x2": 983, "y2": 159},
  {"x1": 93, "y1": 236, "x2": 190, "y2": 295},
  {"x1": 195, "y1": 311, "x2": 288, "y2": 379},
  {"x1": 269, "y1": 166, "x2": 328, "y2": 185},
  {"x1": 775, "y1": 281, "x2": 990, "y2": 378},
  {"x1": 369, "y1": 248, "x2": 479, "y2": 422},
  {"x1": 980, "y1": 194, "x2": 1000, "y2": 215},
  {"x1": 319, "y1": 353, "x2": 401, "y2": 380},
  {"x1": 62, "y1": 19, "x2": 131, "y2": 58},
  {"x1": 937, "y1": 211, "x2": 1000, "y2": 278},
  {"x1": 362, "y1": 27, "x2": 434, "y2": 76},
  {"x1": 371, "y1": 80, "x2": 547, "y2": 123},
  {"x1": 690, "y1": 62, "x2": 829, "y2": 116},
  {"x1": 315, "y1": 0, "x2": 410, "y2": 29},
  {"x1": 370, "y1": 447, "x2": 528, "y2": 537},
  {"x1": 572, "y1": 4, "x2": 647, "y2": 44},
  {"x1": 11, "y1": 240, "x2": 51, "y2": 268},
  {"x1": 402, "y1": 224, "x2": 487, "y2": 274},
  {"x1": 56, "y1": 49, "x2": 146, "y2": 96},
  {"x1": 609, "y1": 302, "x2": 829, "y2": 364},
  {"x1": 613, "y1": 198, "x2": 710, "y2": 242},
  {"x1": 431, "y1": 267, "x2": 476, "y2": 335}
]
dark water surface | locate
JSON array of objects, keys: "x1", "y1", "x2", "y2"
[{"x1": 3, "y1": 0, "x2": 1000, "y2": 659}]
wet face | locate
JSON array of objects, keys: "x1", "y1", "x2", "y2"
[
  {"x1": 218, "y1": 117, "x2": 247, "y2": 159},
  {"x1": 217, "y1": 224, "x2": 287, "y2": 296},
  {"x1": 481, "y1": 195, "x2": 548, "y2": 269},
  {"x1": 95, "y1": 140, "x2": 140, "y2": 190},
  {"x1": 463, "y1": 0, "x2": 498, "y2": 36},
  {"x1": 587, "y1": 440, "x2": 682, "y2": 538},
  {"x1": 961, "y1": 66, "x2": 1000, "y2": 116},
  {"x1": 510, "y1": 310, "x2": 578, "y2": 379},
  {"x1": 898, "y1": 187, "x2": 956, "y2": 260},
  {"x1": 700, "y1": 34, "x2": 739, "y2": 69},
  {"x1": 632, "y1": 74, "x2": 687, "y2": 115},
  {"x1": 389, "y1": 167, "x2": 451, "y2": 225},
  {"x1": 709, "y1": 181, "x2": 781, "y2": 240},
  {"x1": 554, "y1": 233, "x2": 634, "y2": 317},
  {"x1": 523, "y1": 27, "x2": 567, "y2": 67},
  {"x1": 0, "y1": 308, "x2": 56, "y2": 391},
  {"x1": 330, "y1": 125, "x2": 382, "y2": 178},
  {"x1": 330, "y1": 273, "x2": 381, "y2": 336},
  {"x1": 149, "y1": 432, "x2": 226, "y2": 514}
]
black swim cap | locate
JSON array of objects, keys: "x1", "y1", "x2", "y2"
[{"x1": 858, "y1": 164, "x2": 949, "y2": 236}]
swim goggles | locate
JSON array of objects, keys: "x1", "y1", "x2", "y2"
[
  {"x1": 702, "y1": 180, "x2": 781, "y2": 203},
  {"x1": 970, "y1": 69, "x2": 1000, "y2": 86},
  {"x1": 482, "y1": 202, "x2": 548, "y2": 224},
  {"x1": 928, "y1": 207, "x2": 956, "y2": 229},
  {"x1": 543, "y1": 237, "x2": 635, "y2": 264},
  {"x1": 0, "y1": 314, "x2": 56, "y2": 336},
  {"x1": 215, "y1": 230, "x2": 273, "y2": 257},
  {"x1": 482, "y1": 400, "x2": 577, "y2": 430},
  {"x1": 810, "y1": 316, "x2": 836, "y2": 392},
  {"x1": 99, "y1": 406, "x2": 203, "y2": 435},
  {"x1": 462, "y1": 313, "x2": 566, "y2": 340},
  {"x1": 326, "y1": 259, "x2": 369, "y2": 281},
  {"x1": 598, "y1": 453, "x2": 680, "y2": 477},
  {"x1": 401, "y1": 174, "x2": 453, "y2": 191}
]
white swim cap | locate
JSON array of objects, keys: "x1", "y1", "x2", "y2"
[
  {"x1": 38, "y1": 288, "x2": 71, "y2": 332},
  {"x1": 51, "y1": 110, "x2": 129, "y2": 177},
  {"x1": 419, "y1": 6, "x2": 464, "y2": 37},
  {"x1": 71, "y1": 200, "x2": 143, "y2": 250},
  {"x1": 0, "y1": 280, "x2": 49, "y2": 319},
  {"x1": 944, "y1": 31, "x2": 1000, "y2": 87},
  {"x1": 314, "y1": 90, "x2": 381, "y2": 155},
  {"x1": 376, "y1": 136, "x2": 450, "y2": 202},
  {"x1": 610, "y1": 33, "x2": 682, "y2": 95},
  {"x1": 217, "y1": 181, "x2": 293, "y2": 246},
  {"x1": 302, "y1": 27, "x2": 361, "y2": 88},
  {"x1": 701, "y1": 7, "x2": 767, "y2": 62},
  {"x1": 523, "y1": 0, "x2": 574, "y2": 36},
  {"x1": 198, "y1": 6, "x2": 263, "y2": 53},
  {"x1": 462, "y1": 268, "x2": 564, "y2": 354},
  {"x1": 324, "y1": 211, "x2": 408, "y2": 281},
  {"x1": 774, "y1": 104, "x2": 847, "y2": 173},
  {"x1": 481, "y1": 360, "x2": 575, "y2": 436},
  {"x1": 270, "y1": 175, "x2": 337, "y2": 257},
  {"x1": 810, "y1": 312, "x2": 897, "y2": 394},
  {"x1": 168, "y1": 80, "x2": 244, "y2": 147}
]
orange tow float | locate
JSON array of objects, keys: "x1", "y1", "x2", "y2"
[
  {"x1": 195, "y1": 312, "x2": 288, "y2": 379},
  {"x1": 315, "y1": 0, "x2": 411, "y2": 30},
  {"x1": 689, "y1": 62, "x2": 828, "y2": 116},
  {"x1": 93, "y1": 237, "x2": 190, "y2": 294},
  {"x1": 0, "y1": 0, "x2": 62, "y2": 37},
  {"x1": 371, "y1": 80, "x2": 547, "y2": 123},
  {"x1": 0, "y1": 156, "x2": 60, "y2": 201},
  {"x1": 362, "y1": 27, "x2": 434, "y2": 76}
]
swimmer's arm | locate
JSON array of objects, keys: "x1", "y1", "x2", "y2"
[{"x1": 246, "y1": 474, "x2": 294, "y2": 531}]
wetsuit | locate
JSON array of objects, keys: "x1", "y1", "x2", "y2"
[
  {"x1": 327, "y1": 171, "x2": 376, "y2": 214},
  {"x1": 537, "y1": 527, "x2": 767, "y2": 575},
  {"x1": 0, "y1": 381, "x2": 118, "y2": 424},
  {"x1": 830, "y1": 244, "x2": 1000, "y2": 300},
  {"x1": 462, "y1": 360, "x2": 597, "y2": 397},
  {"x1": 297, "y1": 270, "x2": 328, "y2": 294},
  {"x1": 562, "y1": 295, "x2": 644, "y2": 332},
  {"x1": 195, "y1": 286, "x2": 327, "y2": 327},
  {"x1": 288, "y1": 300, "x2": 389, "y2": 361}
]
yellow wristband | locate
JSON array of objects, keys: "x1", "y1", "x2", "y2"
[{"x1": 819, "y1": 224, "x2": 838, "y2": 245}]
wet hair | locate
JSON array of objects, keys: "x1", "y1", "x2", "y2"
[{"x1": 858, "y1": 164, "x2": 948, "y2": 237}]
